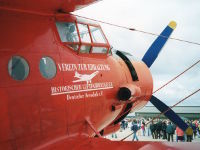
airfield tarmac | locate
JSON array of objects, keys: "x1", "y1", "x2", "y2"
[{"x1": 105, "y1": 127, "x2": 200, "y2": 142}]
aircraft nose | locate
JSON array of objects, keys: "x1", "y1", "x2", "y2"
[{"x1": 112, "y1": 49, "x2": 153, "y2": 103}]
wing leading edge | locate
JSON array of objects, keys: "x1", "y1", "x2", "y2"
[{"x1": 0, "y1": 0, "x2": 102, "y2": 14}]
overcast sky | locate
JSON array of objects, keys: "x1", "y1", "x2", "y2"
[{"x1": 75, "y1": 0, "x2": 200, "y2": 106}]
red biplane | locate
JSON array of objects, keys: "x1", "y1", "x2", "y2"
[{"x1": 0, "y1": 0, "x2": 199, "y2": 149}]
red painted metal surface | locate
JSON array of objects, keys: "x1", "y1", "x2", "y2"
[
  {"x1": 0, "y1": 9, "x2": 153, "y2": 149},
  {"x1": 1, "y1": 1, "x2": 197, "y2": 150}
]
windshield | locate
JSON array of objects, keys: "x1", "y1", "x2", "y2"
[
  {"x1": 55, "y1": 21, "x2": 110, "y2": 54},
  {"x1": 56, "y1": 22, "x2": 79, "y2": 43}
]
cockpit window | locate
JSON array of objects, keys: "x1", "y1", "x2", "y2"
[
  {"x1": 56, "y1": 22, "x2": 79, "y2": 43},
  {"x1": 55, "y1": 20, "x2": 110, "y2": 54},
  {"x1": 92, "y1": 47, "x2": 107, "y2": 54},
  {"x1": 80, "y1": 45, "x2": 91, "y2": 53},
  {"x1": 90, "y1": 26, "x2": 106, "y2": 43},
  {"x1": 77, "y1": 23, "x2": 91, "y2": 43}
]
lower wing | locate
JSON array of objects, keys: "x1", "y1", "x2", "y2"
[{"x1": 34, "y1": 136, "x2": 200, "y2": 150}]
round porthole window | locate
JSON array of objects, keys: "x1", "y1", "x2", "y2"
[
  {"x1": 39, "y1": 56, "x2": 57, "y2": 79},
  {"x1": 8, "y1": 56, "x2": 29, "y2": 81}
]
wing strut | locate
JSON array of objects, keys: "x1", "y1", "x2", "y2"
[{"x1": 85, "y1": 117, "x2": 102, "y2": 137}]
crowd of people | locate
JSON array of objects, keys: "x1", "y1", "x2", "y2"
[{"x1": 121, "y1": 118, "x2": 200, "y2": 142}]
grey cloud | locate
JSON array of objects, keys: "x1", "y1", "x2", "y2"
[{"x1": 75, "y1": 0, "x2": 200, "y2": 106}]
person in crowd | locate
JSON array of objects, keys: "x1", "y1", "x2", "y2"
[
  {"x1": 150, "y1": 121, "x2": 155, "y2": 139},
  {"x1": 191, "y1": 121, "x2": 197, "y2": 139},
  {"x1": 187, "y1": 121, "x2": 193, "y2": 142},
  {"x1": 125, "y1": 121, "x2": 128, "y2": 129},
  {"x1": 111, "y1": 133, "x2": 117, "y2": 138},
  {"x1": 198, "y1": 121, "x2": 200, "y2": 138},
  {"x1": 156, "y1": 120, "x2": 162, "y2": 139},
  {"x1": 141, "y1": 121, "x2": 146, "y2": 136},
  {"x1": 137, "y1": 120, "x2": 141, "y2": 136},
  {"x1": 166, "y1": 121, "x2": 175, "y2": 142},
  {"x1": 131, "y1": 119, "x2": 139, "y2": 141},
  {"x1": 146, "y1": 119, "x2": 151, "y2": 136},
  {"x1": 121, "y1": 120, "x2": 125, "y2": 130},
  {"x1": 154, "y1": 122, "x2": 158, "y2": 139},
  {"x1": 184, "y1": 120, "x2": 188, "y2": 141},
  {"x1": 176, "y1": 126, "x2": 184, "y2": 142},
  {"x1": 162, "y1": 121, "x2": 167, "y2": 139}
]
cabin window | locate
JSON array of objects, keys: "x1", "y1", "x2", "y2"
[
  {"x1": 39, "y1": 57, "x2": 57, "y2": 79},
  {"x1": 90, "y1": 26, "x2": 106, "y2": 44},
  {"x1": 8, "y1": 56, "x2": 29, "y2": 81}
]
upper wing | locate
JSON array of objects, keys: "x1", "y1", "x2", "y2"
[
  {"x1": 34, "y1": 136, "x2": 200, "y2": 150},
  {"x1": 0, "y1": 0, "x2": 101, "y2": 13}
]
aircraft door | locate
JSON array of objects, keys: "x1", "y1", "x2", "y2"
[{"x1": 58, "y1": 47, "x2": 85, "y2": 136}]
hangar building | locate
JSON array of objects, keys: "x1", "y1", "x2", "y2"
[{"x1": 128, "y1": 106, "x2": 200, "y2": 120}]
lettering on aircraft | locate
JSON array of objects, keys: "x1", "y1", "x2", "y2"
[
  {"x1": 57, "y1": 63, "x2": 110, "y2": 71},
  {"x1": 51, "y1": 64, "x2": 113, "y2": 100},
  {"x1": 51, "y1": 82, "x2": 113, "y2": 96},
  {"x1": 66, "y1": 91, "x2": 103, "y2": 101}
]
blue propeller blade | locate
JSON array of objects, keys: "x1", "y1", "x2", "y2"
[
  {"x1": 150, "y1": 95, "x2": 189, "y2": 132},
  {"x1": 142, "y1": 21, "x2": 177, "y2": 68}
]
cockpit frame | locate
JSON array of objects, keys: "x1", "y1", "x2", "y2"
[{"x1": 55, "y1": 14, "x2": 110, "y2": 55}]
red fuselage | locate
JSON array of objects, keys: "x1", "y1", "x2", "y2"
[{"x1": 0, "y1": 9, "x2": 153, "y2": 149}]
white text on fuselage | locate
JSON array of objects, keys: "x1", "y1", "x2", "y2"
[
  {"x1": 52, "y1": 63, "x2": 113, "y2": 100},
  {"x1": 66, "y1": 91, "x2": 103, "y2": 101},
  {"x1": 58, "y1": 63, "x2": 110, "y2": 72},
  {"x1": 51, "y1": 82, "x2": 113, "y2": 96}
]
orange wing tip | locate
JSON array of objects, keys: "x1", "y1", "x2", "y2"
[{"x1": 168, "y1": 21, "x2": 177, "y2": 29}]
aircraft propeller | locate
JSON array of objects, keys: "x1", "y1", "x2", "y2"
[
  {"x1": 142, "y1": 21, "x2": 177, "y2": 68},
  {"x1": 142, "y1": 21, "x2": 192, "y2": 134}
]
